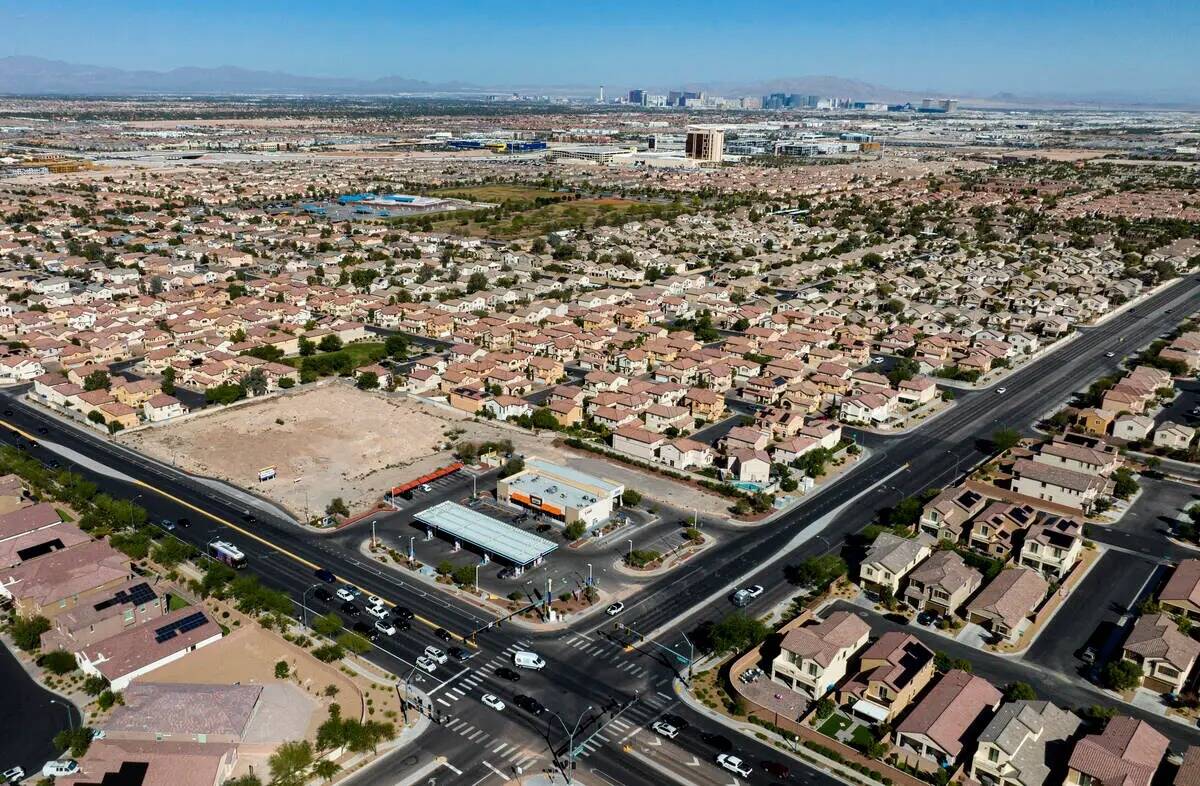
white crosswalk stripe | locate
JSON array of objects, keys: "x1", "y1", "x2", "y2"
[{"x1": 493, "y1": 742, "x2": 509, "y2": 755}]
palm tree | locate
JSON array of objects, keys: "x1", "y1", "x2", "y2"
[{"x1": 313, "y1": 760, "x2": 341, "y2": 783}]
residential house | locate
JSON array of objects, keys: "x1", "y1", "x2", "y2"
[
  {"x1": 0, "y1": 540, "x2": 131, "y2": 618},
  {"x1": 894, "y1": 669, "x2": 1003, "y2": 768},
  {"x1": 860, "y1": 533, "x2": 932, "y2": 595},
  {"x1": 1010, "y1": 459, "x2": 1112, "y2": 513},
  {"x1": 1155, "y1": 422, "x2": 1196, "y2": 451},
  {"x1": 838, "y1": 632, "x2": 936, "y2": 724},
  {"x1": 1121, "y1": 613, "x2": 1200, "y2": 694},
  {"x1": 969, "y1": 701, "x2": 1082, "y2": 786},
  {"x1": 967, "y1": 568, "x2": 1049, "y2": 643},
  {"x1": 611, "y1": 425, "x2": 665, "y2": 462},
  {"x1": 903, "y1": 550, "x2": 984, "y2": 615},
  {"x1": 920, "y1": 487, "x2": 989, "y2": 543},
  {"x1": 1160, "y1": 559, "x2": 1200, "y2": 620},
  {"x1": 76, "y1": 607, "x2": 222, "y2": 691},
  {"x1": 658, "y1": 438, "x2": 713, "y2": 471},
  {"x1": 1064, "y1": 717, "x2": 1167, "y2": 786},
  {"x1": 968, "y1": 502, "x2": 1037, "y2": 560},
  {"x1": 1018, "y1": 517, "x2": 1084, "y2": 579},
  {"x1": 769, "y1": 610, "x2": 871, "y2": 699}
]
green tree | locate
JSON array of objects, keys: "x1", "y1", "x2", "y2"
[
  {"x1": 707, "y1": 613, "x2": 770, "y2": 655},
  {"x1": 356, "y1": 371, "x2": 379, "y2": 390},
  {"x1": 53, "y1": 726, "x2": 94, "y2": 757},
  {"x1": 40, "y1": 649, "x2": 78, "y2": 675},
  {"x1": 268, "y1": 740, "x2": 314, "y2": 786},
  {"x1": 275, "y1": 660, "x2": 290, "y2": 679},
  {"x1": 312, "y1": 612, "x2": 344, "y2": 638},
  {"x1": 530, "y1": 407, "x2": 560, "y2": 430},
  {"x1": 1112, "y1": 467, "x2": 1139, "y2": 500},
  {"x1": 318, "y1": 334, "x2": 343, "y2": 352},
  {"x1": 161, "y1": 366, "x2": 176, "y2": 395},
  {"x1": 83, "y1": 370, "x2": 110, "y2": 391},
  {"x1": 336, "y1": 632, "x2": 371, "y2": 655},
  {"x1": 621, "y1": 489, "x2": 642, "y2": 507},
  {"x1": 313, "y1": 760, "x2": 342, "y2": 783},
  {"x1": 467, "y1": 272, "x2": 488, "y2": 293},
  {"x1": 1103, "y1": 659, "x2": 1143, "y2": 691},
  {"x1": 240, "y1": 368, "x2": 268, "y2": 397},
  {"x1": 325, "y1": 497, "x2": 350, "y2": 518},
  {"x1": 786, "y1": 554, "x2": 848, "y2": 590},
  {"x1": 991, "y1": 427, "x2": 1022, "y2": 453},
  {"x1": 298, "y1": 337, "x2": 316, "y2": 356},
  {"x1": 205, "y1": 382, "x2": 246, "y2": 405},
  {"x1": 1004, "y1": 681, "x2": 1038, "y2": 701},
  {"x1": 564, "y1": 521, "x2": 586, "y2": 541},
  {"x1": 151, "y1": 538, "x2": 196, "y2": 569},
  {"x1": 384, "y1": 334, "x2": 408, "y2": 358}
]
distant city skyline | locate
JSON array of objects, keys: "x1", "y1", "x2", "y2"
[{"x1": 1, "y1": 0, "x2": 1198, "y2": 101}]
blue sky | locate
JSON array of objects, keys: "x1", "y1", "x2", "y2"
[{"x1": 2, "y1": 0, "x2": 1197, "y2": 98}]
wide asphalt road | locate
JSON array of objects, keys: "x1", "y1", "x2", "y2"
[{"x1": 0, "y1": 641, "x2": 81, "y2": 776}]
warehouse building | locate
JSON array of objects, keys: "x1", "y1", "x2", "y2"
[{"x1": 496, "y1": 458, "x2": 624, "y2": 527}]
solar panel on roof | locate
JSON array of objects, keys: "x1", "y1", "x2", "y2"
[
  {"x1": 153, "y1": 611, "x2": 208, "y2": 644},
  {"x1": 93, "y1": 582, "x2": 155, "y2": 612}
]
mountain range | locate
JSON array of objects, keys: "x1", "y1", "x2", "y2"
[{"x1": 0, "y1": 56, "x2": 1193, "y2": 109}]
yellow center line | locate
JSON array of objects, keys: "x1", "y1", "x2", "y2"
[{"x1": 0, "y1": 418, "x2": 474, "y2": 646}]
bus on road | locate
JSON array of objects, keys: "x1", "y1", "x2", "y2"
[{"x1": 208, "y1": 540, "x2": 247, "y2": 569}]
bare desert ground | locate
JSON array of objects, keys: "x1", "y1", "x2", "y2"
[{"x1": 120, "y1": 383, "x2": 472, "y2": 518}]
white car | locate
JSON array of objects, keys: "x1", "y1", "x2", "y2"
[
  {"x1": 652, "y1": 721, "x2": 679, "y2": 739},
  {"x1": 3, "y1": 767, "x2": 24, "y2": 783},
  {"x1": 366, "y1": 594, "x2": 384, "y2": 607},
  {"x1": 42, "y1": 760, "x2": 79, "y2": 778},
  {"x1": 872, "y1": 356, "x2": 885, "y2": 364},
  {"x1": 375, "y1": 620, "x2": 397, "y2": 636},
  {"x1": 606, "y1": 602, "x2": 624, "y2": 616},
  {"x1": 743, "y1": 584, "x2": 764, "y2": 599},
  {"x1": 1105, "y1": 352, "x2": 1115, "y2": 358},
  {"x1": 481, "y1": 693, "x2": 506, "y2": 711},
  {"x1": 420, "y1": 483, "x2": 433, "y2": 492},
  {"x1": 716, "y1": 753, "x2": 752, "y2": 778},
  {"x1": 367, "y1": 604, "x2": 389, "y2": 619},
  {"x1": 416, "y1": 656, "x2": 437, "y2": 673},
  {"x1": 996, "y1": 387, "x2": 1007, "y2": 394},
  {"x1": 335, "y1": 587, "x2": 357, "y2": 602},
  {"x1": 424, "y1": 646, "x2": 448, "y2": 664}
]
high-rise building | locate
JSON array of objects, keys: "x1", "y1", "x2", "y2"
[
  {"x1": 628, "y1": 89, "x2": 647, "y2": 106},
  {"x1": 684, "y1": 127, "x2": 724, "y2": 162},
  {"x1": 598, "y1": 85, "x2": 605, "y2": 103}
]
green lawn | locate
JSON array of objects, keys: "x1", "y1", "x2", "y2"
[
  {"x1": 167, "y1": 594, "x2": 190, "y2": 611},
  {"x1": 280, "y1": 341, "x2": 387, "y2": 370},
  {"x1": 851, "y1": 724, "x2": 876, "y2": 748},
  {"x1": 817, "y1": 713, "x2": 853, "y2": 737}
]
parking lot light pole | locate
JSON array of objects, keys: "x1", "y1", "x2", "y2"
[{"x1": 49, "y1": 698, "x2": 73, "y2": 730}]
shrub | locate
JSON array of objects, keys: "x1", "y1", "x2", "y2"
[
  {"x1": 564, "y1": 521, "x2": 586, "y2": 541},
  {"x1": 274, "y1": 660, "x2": 290, "y2": 679},
  {"x1": 9, "y1": 615, "x2": 51, "y2": 651},
  {"x1": 41, "y1": 649, "x2": 78, "y2": 675},
  {"x1": 312, "y1": 644, "x2": 345, "y2": 663}
]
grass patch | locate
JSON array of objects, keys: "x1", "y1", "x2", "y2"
[
  {"x1": 54, "y1": 507, "x2": 75, "y2": 522},
  {"x1": 817, "y1": 713, "x2": 853, "y2": 737},
  {"x1": 280, "y1": 342, "x2": 387, "y2": 370},
  {"x1": 850, "y1": 724, "x2": 876, "y2": 748},
  {"x1": 430, "y1": 184, "x2": 561, "y2": 203},
  {"x1": 389, "y1": 192, "x2": 692, "y2": 239},
  {"x1": 167, "y1": 594, "x2": 190, "y2": 611}
]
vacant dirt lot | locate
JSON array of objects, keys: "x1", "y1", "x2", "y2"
[{"x1": 120, "y1": 383, "x2": 470, "y2": 519}]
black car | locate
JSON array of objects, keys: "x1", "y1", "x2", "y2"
[
  {"x1": 314, "y1": 568, "x2": 336, "y2": 583},
  {"x1": 660, "y1": 713, "x2": 690, "y2": 731},
  {"x1": 340, "y1": 601, "x2": 360, "y2": 617},
  {"x1": 352, "y1": 621, "x2": 378, "y2": 641},
  {"x1": 761, "y1": 760, "x2": 791, "y2": 779},
  {"x1": 494, "y1": 667, "x2": 521, "y2": 682},
  {"x1": 448, "y1": 646, "x2": 474, "y2": 661},
  {"x1": 513, "y1": 695, "x2": 544, "y2": 716},
  {"x1": 700, "y1": 732, "x2": 733, "y2": 752},
  {"x1": 392, "y1": 617, "x2": 411, "y2": 632},
  {"x1": 435, "y1": 627, "x2": 452, "y2": 642},
  {"x1": 393, "y1": 606, "x2": 414, "y2": 620},
  {"x1": 2, "y1": 408, "x2": 11, "y2": 416},
  {"x1": 36, "y1": 426, "x2": 49, "y2": 435},
  {"x1": 313, "y1": 588, "x2": 333, "y2": 603},
  {"x1": 177, "y1": 517, "x2": 191, "y2": 528}
]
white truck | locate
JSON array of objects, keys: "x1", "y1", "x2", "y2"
[{"x1": 513, "y1": 650, "x2": 546, "y2": 670}]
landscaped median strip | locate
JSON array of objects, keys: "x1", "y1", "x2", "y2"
[{"x1": 0, "y1": 416, "x2": 475, "y2": 646}]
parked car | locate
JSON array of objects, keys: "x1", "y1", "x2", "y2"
[
  {"x1": 481, "y1": 694, "x2": 505, "y2": 711},
  {"x1": 176, "y1": 517, "x2": 191, "y2": 528},
  {"x1": 3, "y1": 767, "x2": 24, "y2": 783},
  {"x1": 419, "y1": 483, "x2": 433, "y2": 493},
  {"x1": 1081, "y1": 646, "x2": 1098, "y2": 664},
  {"x1": 160, "y1": 518, "x2": 176, "y2": 531},
  {"x1": 42, "y1": 760, "x2": 79, "y2": 778},
  {"x1": 916, "y1": 610, "x2": 939, "y2": 626}
]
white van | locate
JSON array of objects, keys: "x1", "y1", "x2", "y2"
[{"x1": 513, "y1": 650, "x2": 546, "y2": 670}]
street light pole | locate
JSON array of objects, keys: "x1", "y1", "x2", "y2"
[
  {"x1": 586, "y1": 563, "x2": 592, "y2": 586},
  {"x1": 301, "y1": 583, "x2": 320, "y2": 629},
  {"x1": 49, "y1": 699, "x2": 73, "y2": 730},
  {"x1": 627, "y1": 540, "x2": 633, "y2": 561},
  {"x1": 548, "y1": 705, "x2": 592, "y2": 785}
]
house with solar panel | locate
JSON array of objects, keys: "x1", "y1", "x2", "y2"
[
  {"x1": 42, "y1": 578, "x2": 165, "y2": 651},
  {"x1": 76, "y1": 607, "x2": 222, "y2": 691}
]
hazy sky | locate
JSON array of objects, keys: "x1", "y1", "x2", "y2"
[{"x1": 2, "y1": 0, "x2": 1197, "y2": 98}]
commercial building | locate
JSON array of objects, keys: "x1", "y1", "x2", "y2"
[
  {"x1": 628, "y1": 89, "x2": 647, "y2": 106},
  {"x1": 685, "y1": 127, "x2": 725, "y2": 163},
  {"x1": 496, "y1": 457, "x2": 624, "y2": 527},
  {"x1": 414, "y1": 501, "x2": 557, "y2": 570},
  {"x1": 547, "y1": 145, "x2": 637, "y2": 165}
]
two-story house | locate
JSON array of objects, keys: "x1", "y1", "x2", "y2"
[
  {"x1": 970, "y1": 701, "x2": 1082, "y2": 786},
  {"x1": 770, "y1": 611, "x2": 871, "y2": 699}
]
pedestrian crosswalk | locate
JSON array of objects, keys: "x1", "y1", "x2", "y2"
[
  {"x1": 436, "y1": 639, "x2": 533, "y2": 705},
  {"x1": 561, "y1": 634, "x2": 653, "y2": 677},
  {"x1": 572, "y1": 688, "x2": 675, "y2": 759},
  {"x1": 440, "y1": 715, "x2": 540, "y2": 771}
]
